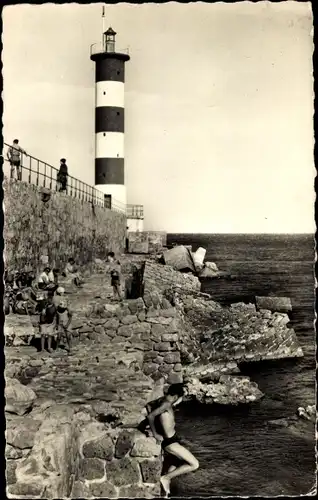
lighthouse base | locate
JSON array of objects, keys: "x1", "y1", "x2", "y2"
[
  {"x1": 95, "y1": 184, "x2": 126, "y2": 213},
  {"x1": 127, "y1": 217, "x2": 144, "y2": 233}
]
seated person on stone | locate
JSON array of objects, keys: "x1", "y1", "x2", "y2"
[
  {"x1": 13, "y1": 287, "x2": 38, "y2": 315},
  {"x1": 38, "y1": 293, "x2": 57, "y2": 353},
  {"x1": 64, "y1": 257, "x2": 84, "y2": 287},
  {"x1": 37, "y1": 266, "x2": 57, "y2": 292},
  {"x1": 54, "y1": 287, "x2": 73, "y2": 353},
  {"x1": 142, "y1": 383, "x2": 199, "y2": 497}
]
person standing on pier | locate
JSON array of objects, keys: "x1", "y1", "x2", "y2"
[
  {"x1": 39, "y1": 293, "x2": 57, "y2": 353},
  {"x1": 57, "y1": 158, "x2": 68, "y2": 193},
  {"x1": 7, "y1": 139, "x2": 27, "y2": 181},
  {"x1": 54, "y1": 287, "x2": 73, "y2": 353},
  {"x1": 107, "y1": 251, "x2": 122, "y2": 300}
]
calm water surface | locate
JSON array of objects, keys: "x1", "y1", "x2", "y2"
[{"x1": 167, "y1": 234, "x2": 316, "y2": 497}]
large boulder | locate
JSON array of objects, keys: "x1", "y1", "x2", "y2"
[
  {"x1": 199, "y1": 262, "x2": 232, "y2": 279},
  {"x1": 191, "y1": 247, "x2": 206, "y2": 272},
  {"x1": 205, "y1": 261, "x2": 218, "y2": 272},
  {"x1": 255, "y1": 296, "x2": 292, "y2": 313},
  {"x1": 163, "y1": 246, "x2": 195, "y2": 273},
  {"x1": 5, "y1": 377, "x2": 37, "y2": 416},
  {"x1": 185, "y1": 374, "x2": 264, "y2": 405}
]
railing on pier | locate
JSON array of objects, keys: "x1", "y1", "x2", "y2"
[
  {"x1": 2, "y1": 142, "x2": 126, "y2": 214},
  {"x1": 126, "y1": 204, "x2": 144, "y2": 219}
]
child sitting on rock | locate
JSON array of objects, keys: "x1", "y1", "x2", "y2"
[
  {"x1": 64, "y1": 258, "x2": 84, "y2": 287},
  {"x1": 54, "y1": 287, "x2": 73, "y2": 353}
]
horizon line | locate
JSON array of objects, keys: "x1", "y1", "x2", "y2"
[{"x1": 161, "y1": 232, "x2": 316, "y2": 236}]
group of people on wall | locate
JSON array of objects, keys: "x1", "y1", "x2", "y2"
[
  {"x1": 7, "y1": 139, "x2": 69, "y2": 193},
  {"x1": 4, "y1": 258, "x2": 83, "y2": 316},
  {"x1": 4, "y1": 252, "x2": 125, "y2": 353},
  {"x1": 5, "y1": 258, "x2": 85, "y2": 353}
]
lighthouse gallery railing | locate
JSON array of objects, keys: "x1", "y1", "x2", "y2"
[
  {"x1": 90, "y1": 43, "x2": 130, "y2": 57},
  {"x1": 2, "y1": 143, "x2": 126, "y2": 213}
]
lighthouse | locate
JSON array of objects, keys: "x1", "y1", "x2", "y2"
[{"x1": 90, "y1": 24, "x2": 130, "y2": 211}]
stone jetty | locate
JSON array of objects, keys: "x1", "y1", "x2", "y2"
[{"x1": 4, "y1": 255, "x2": 304, "y2": 497}]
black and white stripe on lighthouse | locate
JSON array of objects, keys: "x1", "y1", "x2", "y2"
[{"x1": 90, "y1": 16, "x2": 130, "y2": 211}]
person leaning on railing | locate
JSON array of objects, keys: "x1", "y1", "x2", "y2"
[{"x1": 7, "y1": 139, "x2": 27, "y2": 181}]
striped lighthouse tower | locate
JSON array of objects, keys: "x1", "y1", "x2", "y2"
[{"x1": 90, "y1": 12, "x2": 130, "y2": 211}]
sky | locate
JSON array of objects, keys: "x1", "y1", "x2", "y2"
[{"x1": 2, "y1": 1, "x2": 315, "y2": 233}]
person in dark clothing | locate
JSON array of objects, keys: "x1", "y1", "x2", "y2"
[
  {"x1": 107, "y1": 252, "x2": 122, "y2": 300},
  {"x1": 125, "y1": 226, "x2": 129, "y2": 253},
  {"x1": 57, "y1": 158, "x2": 68, "y2": 193},
  {"x1": 39, "y1": 293, "x2": 57, "y2": 353}
]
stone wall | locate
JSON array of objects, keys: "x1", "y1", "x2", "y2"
[
  {"x1": 142, "y1": 261, "x2": 201, "y2": 295},
  {"x1": 6, "y1": 387, "x2": 162, "y2": 499},
  {"x1": 73, "y1": 422, "x2": 161, "y2": 498},
  {"x1": 128, "y1": 232, "x2": 167, "y2": 255},
  {"x1": 3, "y1": 179, "x2": 126, "y2": 272},
  {"x1": 75, "y1": 295, "x2": 183, "y2": 385},
  {"x1": 5, "y1": 339, "x2": 163, "y2": 498},
  {"x1": 128, "y1": 232, "x2": 149, "y2": 254}
]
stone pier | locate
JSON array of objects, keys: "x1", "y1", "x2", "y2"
[
  {"x1": 5, "y1": 274, "x2": 175, "y2": 498},
  {"x1": 5, "y1": 258, "x2": 304, "y2": 496}
]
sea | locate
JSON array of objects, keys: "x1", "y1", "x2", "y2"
[{"x1": 166, "y1": 233, "x2": 316, "y2": 497}]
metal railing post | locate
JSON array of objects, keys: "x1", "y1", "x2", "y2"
[
  {"x1": 43, "y1": 163, "x2": 47, "y2": 187},
  {"x1": 36, "y1": 159, "x2": 40, "y2": 186},
  {"x1": 28, "y1": 155, "x2": 32, "y2": 184}
]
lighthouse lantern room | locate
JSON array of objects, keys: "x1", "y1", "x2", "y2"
[{"x1": 104, "y1": 27, "x2": 116, "y2": 52}]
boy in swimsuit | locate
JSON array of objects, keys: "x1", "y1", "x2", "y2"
[{"x1": 146, "y1": 384, "x2": 199, "y2": 497}]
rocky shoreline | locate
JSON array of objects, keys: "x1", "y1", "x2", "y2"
[{"x1": 4, "y1": 254, "x2": 308, "y2": 498}]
